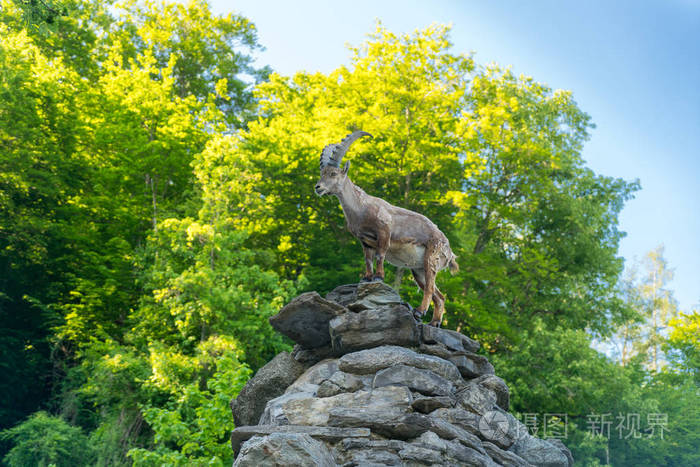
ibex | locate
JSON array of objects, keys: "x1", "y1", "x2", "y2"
[{"x1": 315, "y1": 131, "x2": 459, "y2": 327}]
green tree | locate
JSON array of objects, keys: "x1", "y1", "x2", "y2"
[
  {"x1": 0, "y1": 23, "x2": 90, "y2": 429},
  {"x1": 665, "y1": 310, "x2": 700, "y2": 383},
  {"x1": 113, "y1": 0, "x2": 269, "y2": 126},
  {"x1": 641, "y1": 246, "x2": 679, "y2": 372},
  {"x1": 607, "y1": 246, "x2": 680, "y2": 371},
  {"x1": 0, "y1": 411, "x2": 95, "y2": 466},
  {"x1": 0, "y1": 0, "x2": 270, "y2": 448},
  {"x1": 445, "y1": 64, "x2": 639, "y2": 344},
  {"x1": 127, "y1": 337, "x2": 251, "y2": 466},
  {"x1": 59, "y1": 134, "x2": 300, "y2": 464},
  {"x1": 228, "y1": 23, "x2": 637, "y2": 347}
]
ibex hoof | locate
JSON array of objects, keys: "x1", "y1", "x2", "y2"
[
  {"x1": 360, "y1": 276, "x2": 373, "y2": 283},
  {"x1": 428, "y1": 319, "x2": 442, "y2": 328},
  {"x1": 371, "y1": 275, "x2": 384, "y2": 282},
  {"x1": 413, "y1": 308, "x2": 426, "y2": 320}
]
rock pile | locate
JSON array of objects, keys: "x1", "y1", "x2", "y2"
[{"x1": 230, "y1": 282, "x2": 573, "y2": 466}]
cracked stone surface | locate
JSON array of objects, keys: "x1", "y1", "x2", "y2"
[{"x1": 231, "y1": 283, "x2": 572, "y2": 467}]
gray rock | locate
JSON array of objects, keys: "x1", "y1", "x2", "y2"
[
  {"x1": 421, "y1": 324, "x2": 480, "y2": 353},
  {"x1": 329, "y1": 305, "x2": 419, "y2": 353},
  {"x1": 427, "y1": 417, "x2": 486, "y2": 455},
  {"x1": 472, "y1": 374, "x2": 510, "y2": 410},
  {"x1": 444, "y1": 439, "x2": 498, "y2": 467},
  {"x1": 411, "y1": 393, "x2": 456, "y2": 413},
  {"x1": 419, "y1": 342, "x2": 463, "y2": 360},
  {"x1": 431, "y1": 407, "x2": 482, "y2": 436},
  {"x1": 398, "y1": 444, "x2": 444, "y2": 465},
  {"x1": 457, "y1": 382, "x2": 498, "y2": 415},
  {"x1": 339, "y1": 448, "x2": 402, "y2": 466},
  {"x1": 546, "y1": 439, "x2": 574, "y2": 467},
  {"x1": 233, "y1": 432, "x2": 336, "y2": 466},
  {"x1": 448, "y1": 352, "x2": 496, "y2": 379},
  {"x1": 233, "y1": 288, "x2": 574, "y2": 467},
  {"x1": 285, "y1": 359, "x2": 339, "y2": 395},
  {"x1": 259, "y1": 391, "x2": 315, "y2": 425},
  {"x1": 231, "y1": 352, "x2": 306, "y2": 427},
  {"x1": 339, "y1": 345, "x2": 462, "y2": 384},
  {"x1": 328, "y1": 408, "x2": 432, "y2": 440},
  {"x1": 282, "y1": 385, "x2": 413, "y2": 426},
  {"x1": 412, "y1": 431, "x2": 448, "y2": 453},
  {"x1": 509, "y1": 435, "x2": 569, "y2": 467},
  {"x1": 326, "y1": 282, "x2": 403, "y2": 311},
  {"x1": 325, "y1": 284, "x2": 360, "y2": 307},
  {"x1": 269, "y1": 291, "x2": 347, "y2": 348},
  {"x1": 482, "y1": 441, "x2": 533, "y2": 466},
  {"x1": 477, "y1": 409, "x2": 529, "y2": 450},
  {"x1": 231, "y1": 425, "x2": 370, "y2": 454},
  {"x1": 373, "y1": 364, "x2": 455, "y2": 396},
  {"x1": 340, "y1": 438, "x2": 409, "y2": 451},
  {"x1": 292, "y1": 344, "x2": 338, "y2": 365},
  {"x1": 317, "y1": 371, "x2": 369, "y2": 397}
]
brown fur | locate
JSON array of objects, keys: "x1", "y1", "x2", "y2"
[{"x1": 316, "y1": 163, "x2": 458, "y2": 327}]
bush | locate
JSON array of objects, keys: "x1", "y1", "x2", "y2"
[{"x1": 1, "y1": 411, "x2": 95, "y2": 467}]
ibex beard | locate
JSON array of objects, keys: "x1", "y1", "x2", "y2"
[{"x1": 315, "y1": 131, "x2": 459, "y2": 328}]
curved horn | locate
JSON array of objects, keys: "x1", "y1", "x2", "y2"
[
  {"x1": 331, "y1": 130, "x2": 372, "y2": 167},
  {"x1": 320, "y1": 131, "x2": 373, "y2": 169},
  {"x1": 320, "y1": 143, "x2": 340, "y2": 168}
]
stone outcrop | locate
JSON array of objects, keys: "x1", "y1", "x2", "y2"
[{"x1": 231, "y1": 282, "x2": 573, "y2": 466}]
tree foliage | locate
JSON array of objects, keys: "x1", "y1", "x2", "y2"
[
  {"x1": 0, "y1": 411, "x2": 95, "y2": 466},
  {"x1": 234, "y1": 23, "x2": 638, "y2": 348},
  {"x1": 0, "y1": 4, "x2": 697, "y2": 466}
]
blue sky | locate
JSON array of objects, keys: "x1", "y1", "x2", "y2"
[{"x1": 211, "y1": 0, "x2": 699, "y2": 312}]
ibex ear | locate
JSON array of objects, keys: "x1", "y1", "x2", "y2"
[{"x1": 342, "y1": 161, "x2": 350, "y2": 175}]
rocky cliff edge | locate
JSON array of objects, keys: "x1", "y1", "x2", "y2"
[{"x1": 230, "y1": 282, "x2": 573, "y2": 467}]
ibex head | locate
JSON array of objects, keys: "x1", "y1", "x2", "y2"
[{"x1": 315, "y1": 130, "x2": 372, "y2": 196}]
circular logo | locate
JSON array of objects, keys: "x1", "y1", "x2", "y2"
[{"x1": 479, "y1": 410, "x2": 512, "y2": 442}]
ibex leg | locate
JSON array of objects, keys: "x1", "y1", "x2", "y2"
[
  {"x1": 411, "y1": 269, "x2": 427, "y2": 319},
  {"x1": 373, "y1": 230, "x2": 390, "y2": 281},
  {"x1": 430, "y1": 285, "x2": 445, "y2": 327},
  {"x1": 421, "y1": 239, "x2": 443, "y2": 327},
  {"x1": 411, "y1": 269, "x2": 446, "y2": 325},
  {"x1": 361, "y1": 245, "x2": 375, "y2": 282}
]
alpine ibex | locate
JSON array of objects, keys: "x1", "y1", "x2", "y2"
[{"x1": 315, "y1": 131, "x2": 459, "y2": 327}]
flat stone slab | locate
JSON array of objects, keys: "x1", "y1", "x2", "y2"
[
  {"x1": 269, "y1": 292, "x2": 347, "y2": 348},
  {"x1": 421, "y1": 324, "x2": 480, "y2": 353},
  {"x1": 431, "y1": 407, "x2": 482, "y2": 437},
  {"x1": 328, "y1": 408, "x2": 432, "y2": 440},
  {"x1": 510, "y1": 434, "x2": 569, "y2": 467},
  {"x1": 317, "y1": 371, "x2": 369, "y2": 397},
  {"x1": 231, "y1": 424, "x2": 370, "y2": 453},
  {"x1": 233, "y1": 432, "x2": 335, "y2": 466},
  {"x1": 281, "y1": 385, "x2": 413, "y2": 426},
  {"x1": 483, "y1": 441, "x2": 533, "y2": 467},
  {"x1": 329, "y1": 304, "x2": 419, "y2": 354},
  {"x1": 339, "y1": 345, "x2": 462, "y2": 384},
  {"x1": 411, "y1": 393, "x2": 456, "y2": 413},
  {"x1": 373, "y1": 364, "x2": 455, "y2": 396},
  {"x1": 449, "y1": 352, "x2": 496, "y2": 379},
  {"x1": 326, "y1": 282, "x2": 403, "y2": 310}
]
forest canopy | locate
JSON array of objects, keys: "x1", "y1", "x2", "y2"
[{"x1": 0, "y1": 1, "x2": 697, "y2": 465}]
